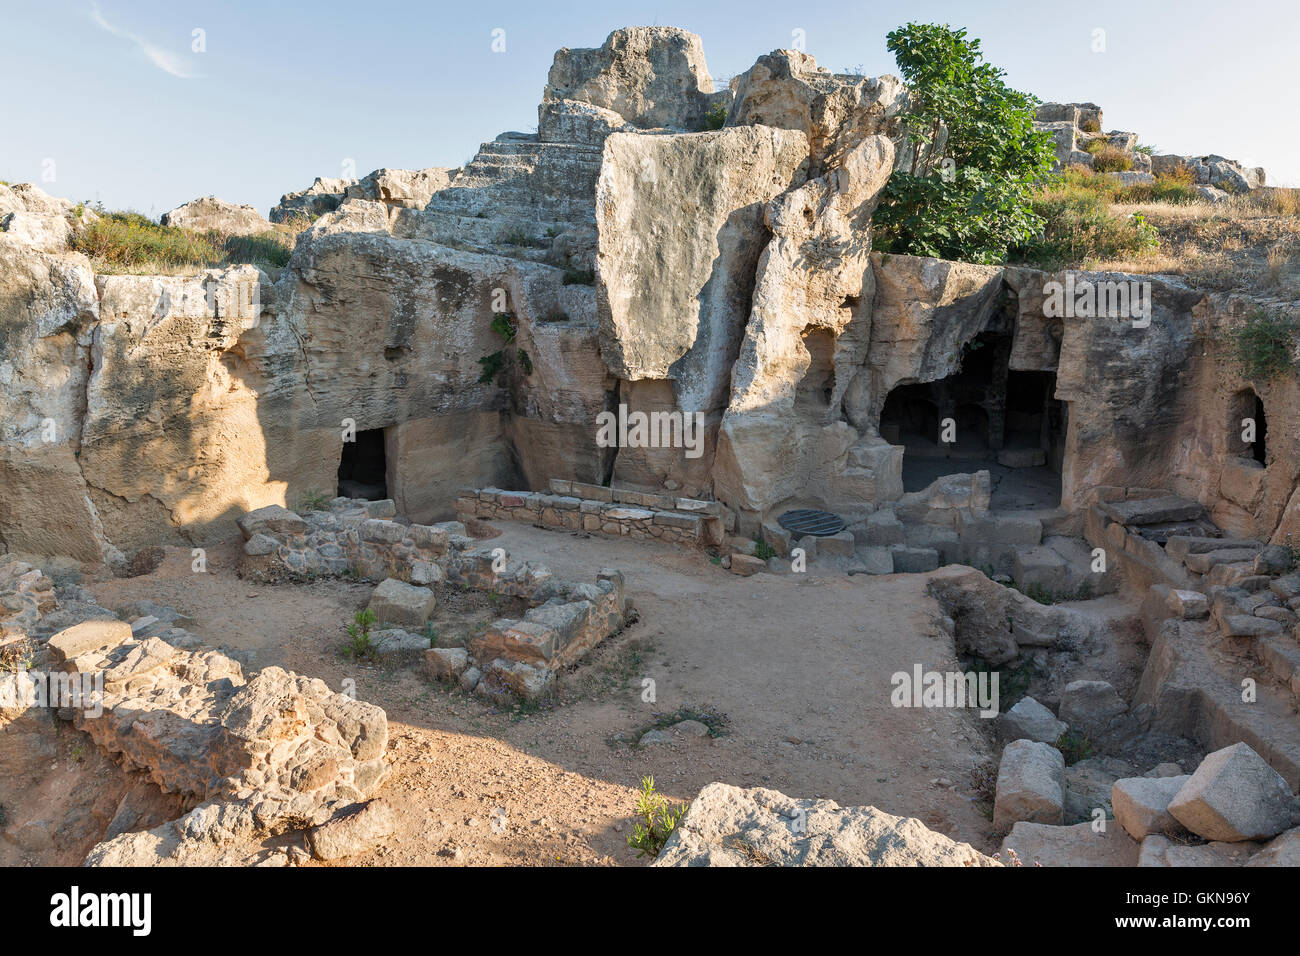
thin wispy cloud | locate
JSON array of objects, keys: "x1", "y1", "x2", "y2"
[{"x1": 89, "y1": 1, "x2": 199, "y2": 79}]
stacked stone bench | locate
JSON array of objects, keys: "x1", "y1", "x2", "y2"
[
  {"x1": 238, "y1": 497, "x2": 468, "y2": 584},
  {"x1": 426, "y1": 557, "x2": 628, "y2": 702},
  {"x1": 455, "y1": 479, "x2": 732, "y2": 548}
]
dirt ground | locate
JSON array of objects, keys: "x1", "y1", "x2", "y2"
[{"x1": 75, "y1": 522, "x2": 1010, "y2": 865}]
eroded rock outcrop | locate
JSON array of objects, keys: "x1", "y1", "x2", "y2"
[{"x1": 655, "y1": 782, "x2": 997, "y2": 866}]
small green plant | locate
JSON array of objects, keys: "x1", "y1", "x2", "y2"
[
  {"x1": 627, "y1": 775, "x2": 686, "y2": 859},
  {"x1": 490, "y1": 312, "x2": 517, "y2": 343},
  {"x1": 1222, "y1": 308, "x2": 1300, "y2": 381},
  {"x1": 562, "y1": 267, "x2": 595, "y2": 286},
  {"x1": 344, "y1": 608, "x2": 377, "y2": 660},
  {"x1": 701, "y1": 100, "x2": 728, "y2": 131},
  {"x1": 1054, "y1": 728, "x2": 1095, "y2": 765},
  {"x1": 71, "y1": 743, "x2": 86, "y2": 763},
  {"x1": 517, "y1": 348, "x2": 533, "y2": 376},
  {"x1": 477, "y1": 350, "x2": 507, "y2": 384},
  {"x1": 424, "y1": 621, "x2": 439, "y2": 647},
  {"x1": 296, "y1": 488, "x2": 331, "y2": 513},
  {"x1": 752, "y1": 539, "x2": 777, "y2": 561}
]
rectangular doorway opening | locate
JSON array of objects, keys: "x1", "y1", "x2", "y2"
[{"x1": 338, "y1": 428, "x2": 388, "y2": 500}]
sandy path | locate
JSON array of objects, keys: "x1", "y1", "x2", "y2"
[{"x1": 85, "y1": 523, "x2": 1000, "y2": 865}]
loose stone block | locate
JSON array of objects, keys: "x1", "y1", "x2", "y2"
[
  {"x1": 994, "y1": 739, "x2": 1066, "y2": 827},
  {"x1": 49, "y1": 620, "x2": 133, "y2": 664},
  {"x1": 1167, "y1": 743, "x2": 1296, "y2": 842},
  {"x1": 367, "y1": 578, "x2": 436, "y2": 627},
  {"x1": 1112, "y1": 775, "x2": 1191, "y2": 839}
]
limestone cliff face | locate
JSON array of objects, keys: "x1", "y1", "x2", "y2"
[{"x1": 1, "y1": 26, "x2": 1297, "y2": 563}]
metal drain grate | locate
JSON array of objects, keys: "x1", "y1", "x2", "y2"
[{"x1": 777, "y1": 509, "x2": 846, "y2": 537}]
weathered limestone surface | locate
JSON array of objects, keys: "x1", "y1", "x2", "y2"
[
  {"x1": 160, "y1": 196, "x2": 271, "y2": 235},
  {"x1": 728, "y1": 50, "x2": 908, "y2": 173},
  {"x1": 994, "y1": 739, "x2": 1066, "y2": 827},
  {"x1": 655, "y1": 783, "x2": 996, "y2": 866},
  {"x1": 544, "y1": 26, "x2": 725, "y2": 132}
]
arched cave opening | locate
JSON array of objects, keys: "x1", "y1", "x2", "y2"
[
  {"x1": 1254, "y1": 393, "x2": 1268, "y2": 465},
  {"x1": 1227, "y1": 388, "x2": 1268, "y2": 465},
  {"x1": 338, "y1": 428, "x2": 389, "y2": 500},
  {"x1": 879, "y1": 335, "x2": 1065, "y2": 508}
]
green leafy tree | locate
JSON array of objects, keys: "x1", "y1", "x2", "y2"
[{"x1": 873, "y1": 23, "x2": 1056, "y2": 264}]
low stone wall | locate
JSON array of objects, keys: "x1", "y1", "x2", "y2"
[
  {"x1": 238, "y1": 497, "x2": 465, "y2": 584},
  {"x1": 455, "y1": 478, "x2": 732, "y2": 548},
  {"x1": 433, "y1": 546, "x2": 628, "y2": 700},
  {"x1": 236, "y1": 498, "x2": 631, "y2": 703}
]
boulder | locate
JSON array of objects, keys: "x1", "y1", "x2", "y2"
[
  {"x1": 998, "y1": 696, "x2": 1066, "y2": 744},
  {"x1": 994, "y1": 739, "x2": 1066, "y2": 827},
  {"x1": 1000, "y1": 821, "x2": 1139, "y2": 867},
  {"x1": 1058, "y1": 680, "x2": 1126, "y2": 733},
  {"x1": 48, "y1": 619, "x2": 132, "y2": 664},
  {"x1": 160, "y1": 196, "x2": 271, "y2": 236},
  {"x1": 422, "y1": 646, "x2": 469, "y2": 682},
  {"x1": 655, "y1": 783, "x2": 996, "y2": 866},
  {"x1": 543, "y1": 26, "x2": 722, "y2": 132},
  {"x1": 307, "y1": 799, "x2": 396, "y2": 861},
  {"x1": 270, "y1": 176, "x2": 354, "y2": 224},
  {"x1": 1138, "y1": 833, "x2": 1258, "y2": 867},
  {"x1": 1111, "y1": 775, "x2": 1191, "y2": 839},
  {"x1": 237, "y1": 505, "x2": 308, "y2": 540},
  {"x1": 1167, "y1": 743, "x2": 1297, "y2": 842},
  {"x1": 367, "y1": 578, "x2": 436, "y2": 627},
  {"x1": 1246, "y1": 827, "x2": 1300, "y2": 867}
]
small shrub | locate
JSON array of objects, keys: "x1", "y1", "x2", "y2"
[
  {"x1": 517, "y1": 348, "x2": 533, "y2": 376},
  {"x1": 752, "y1": 539, "x2": 777, "y2": 561},
  {"x1": 1090, "y1": 145, "x2": 1134, "y2": 173},
  {"x1": 344, "y1": 608, "x2": 377, "y2": 660},
  {"x1": 490, "y1": 312, "x2": 517, "y2": 343},
  {"x1": 296, "y1": 488, "x2": 331, "y2": 513},
  {"x1": 1222, "y1": 308, "x2": 1300, "y2": 381},
  {"x1": 701, "y1": 100, "x2": 728, "y2": 131},
  {"x1": 222, "y1": 230, "x2": 293, "y2": 268},
  {"x1": 477, "y1": 350, "x2": 506, "y2": 384},
  {"x1": 1054, "y1": 728, "x2": 1095, "y2": 765},
  {"x1": 627, "y1": 775, "x2": 686, "y2": 859},
  {"x1": 1014, "y1": 184, "x2": 1159, "y2": 268},
  {"x1": 1079, "y1": 118, "x2": 1101, "y2": 134},
  {"x1": 1081, "y1": 138, "x2": 1108, "y2": 156}
]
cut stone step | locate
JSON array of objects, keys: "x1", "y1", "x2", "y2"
[
  {"x1": 1166, "y1": 536, "x2": 1265, "y2": 563},
  {"x1": 1185, "y1": 548, "x2": 1264, "y2": 574},
  {"x1": 1100, "y1": 495, "x2": 1204, "y2": 526}
]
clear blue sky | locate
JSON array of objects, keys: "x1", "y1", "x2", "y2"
[{"x1": 3, "y1": 0, "x2": 1297, "y2": 217}]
